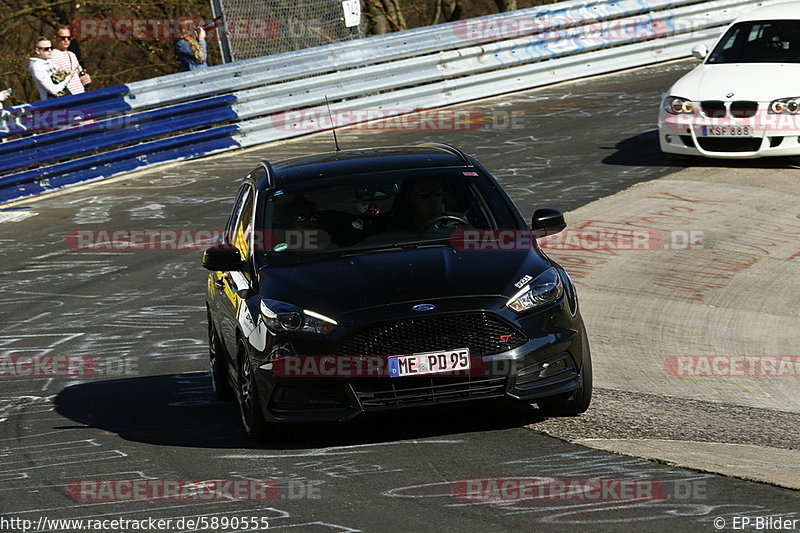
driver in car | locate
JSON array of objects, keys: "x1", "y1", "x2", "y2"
[
  {"x1": 281, "y1": 196, "x2": 319, "y2": 231},
  {"x1": 392, "y1": 177, "x2": 447, "y2": 232}
]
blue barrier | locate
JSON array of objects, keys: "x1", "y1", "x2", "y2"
[
  {"x1": 12, "y1": 85, "x2": 130, "y2": 112},
  {"x1": 0, "y1": 86, "x2": 132, "y2": 138},
  {"x1": 0, "y1": 125, "x2": 240, "y2": 203},
  {"x1": 0, "y1": 94, "x2": 238, "y2": 175}
]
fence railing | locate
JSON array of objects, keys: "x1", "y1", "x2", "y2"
[{"x1": 0, "y1": 0, "x2": 779, "y2": 203}]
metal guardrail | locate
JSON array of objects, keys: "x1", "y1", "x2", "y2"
[{"x1": 0, "y1": 0, "x2": 781, "y2": 203}]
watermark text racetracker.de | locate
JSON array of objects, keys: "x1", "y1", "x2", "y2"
[
  {"x1": 65, "y1": 229, "x2": 224, "y2": 251},
  {"x1": 267, "y1": 353, "x2": 485, "y2": 378},
  {"x1": 450, "y1": 228, "x2": 705, "y2": 251},
  {"x1": 1, "y1": 108, "x2": 91, "y2": 134},
  {"x1": 64, "y1": 229, "x2": 328, "y2": 252},
  {"x1": 0, "y1": 355, "x2": 138, "y2": 378},
  {"x1": 452, "y1": 15, "x2": 668, "y2": 42},
  {"x1": 664, "y1": 355, "x2": 800, "y2": 378},
  {"x1": 451, "y1": 477, "x2": 708, "y2": 502},
  {"x1": 1, "y1": 108, "x2": 141, "y2": 135},
  {"x1": 270, "y1": 108, "x2": 524, "y2": 131},
  {"x1": 663, "y1": 111, "x2": 800, "y2": 132},
  {"x1": 71, "y1": 17, "x2": 280, "y2": 41},
  {"x1": 67, "y1": 478, "x2": 322, "y2": 501}
]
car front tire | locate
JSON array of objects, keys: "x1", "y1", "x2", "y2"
[
  {"x1": 237, "y1": 339, "x2": 269, "y2": 441},
  {"x1": 208, "y1": 318, "x2": 233, "y2": 401}
]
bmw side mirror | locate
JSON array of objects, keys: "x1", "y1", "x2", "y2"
[
  {"x1": 531, "y1": 208, "x2": 566, "y2": 237},
  {"x1": 202, "y1": 241, "x2": 248, "y2": 272},
  {"x1": 691, "y1": 44, "x2": 708, "y2": 60}
]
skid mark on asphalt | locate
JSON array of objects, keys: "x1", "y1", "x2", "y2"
[
  {"x1": 219, "y1": 439, "x2": 465, "y2": 460},
  {"x1": 0, "y1": 396, "x2": 54, "y2": 423},
  {"x1": 381, "y1": 449, "x2": 796, "y2": 526}
]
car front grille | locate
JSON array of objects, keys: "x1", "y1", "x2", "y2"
[
  {"x1": 700, "y1": 101, "x2": 760, "y2": 118},
  {"x1": 336, "y1": 312, "x2": 527, "y2": 357},
  {"x1": 730, "y1": 101, "x2": 758, "y2": 118},
  {"x1": 696, "y1": 138, "x2": 762, "y2": 152},
  {"x1": 352, "y1": 376, "x2": 507, "y2": 409},
  {"x1": 701, "y1": 100, "x2": 726, "y2": 118}
]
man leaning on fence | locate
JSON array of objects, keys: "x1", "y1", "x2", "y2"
[
  {"x1": 51, "y1": 26, "x2": 92, "y2": 95},
  {"x1": 28, "y1": 37, "x2": 77, "y2": 100}
]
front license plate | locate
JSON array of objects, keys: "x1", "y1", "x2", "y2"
[
  {"x1": 700, "y1": 125, "x2": 752, "y2": 137},
  {"x1": 388, "y1": 348, "x2": 470, "y2": 377}
]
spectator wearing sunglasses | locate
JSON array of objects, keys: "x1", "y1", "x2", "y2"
[
  {"x1": 51, "y1": 26, "x2": 91, "y2": 95},
  {"x1": 28, "y1": 37, "x2": 77, "y2": 100}
]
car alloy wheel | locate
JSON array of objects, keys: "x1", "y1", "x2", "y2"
[{"x1": 237, "y1": 339, "x2": 268, "y2": 440}]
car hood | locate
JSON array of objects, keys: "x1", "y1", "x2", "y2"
[
  {"x1": 258, "y1": 246, "x2": 552, "y2": 318},
  {"x1": 669, "y1": 63, "x2": 800, "y2": 101}
]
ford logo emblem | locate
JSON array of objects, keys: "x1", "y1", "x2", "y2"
[{"x1": 412, "y1": 303, "x2": 436, "y2": 312}]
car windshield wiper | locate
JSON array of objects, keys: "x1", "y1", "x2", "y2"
[
  {"x1": 260, "y1": 238, "x2": 453, "y2": 262},
  {"x1": 392, "y1": 237, "x2": 451, "y2": 248},
  {"x1": 337, "y1": 238, "x2": 452, "y2": 257}
]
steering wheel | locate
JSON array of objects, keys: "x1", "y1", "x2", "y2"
[{"x1": 422, "y1": 214, "x2": 470, "y2": 231}]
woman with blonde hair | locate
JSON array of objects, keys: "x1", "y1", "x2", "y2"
[{"x1": 175, "y1": 21, "x2": 207, "y2": 71}]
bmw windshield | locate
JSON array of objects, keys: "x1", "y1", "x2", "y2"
[
  {"x1": 708, "y1": 20, "x2": 800, "y2": 64},
  {"x1": 255, "y1": 168, "x2": 522, "y2": 265}
]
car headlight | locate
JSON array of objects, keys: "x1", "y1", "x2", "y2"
[
  {"x1": 768, "y1": 97, "x2": 800, "y2": 115},
  {"x1": 260, "y1": 301, "x2": 337, "y2": 335},
  {"x1": 663, "y1": 96, "x2": 694, "y2": 115},
  {"x1": 506, "y1": 268, "x2": 564, "y2": 313}
]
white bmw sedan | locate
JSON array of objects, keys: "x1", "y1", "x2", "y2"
[{"x1": 658, "y1": 3, "x2": 800, "y2": 158}]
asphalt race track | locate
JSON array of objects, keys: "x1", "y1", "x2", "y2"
[{"x1": 1, "y1": 59, "x2": 799, "y2": 532}]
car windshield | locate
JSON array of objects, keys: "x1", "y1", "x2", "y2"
[
  {"x1": 256, "y1": 168, "x2": 521, "y2": 264},
  {"x1": 707, "y1": 20, "x2": 800, "y2": 64}
]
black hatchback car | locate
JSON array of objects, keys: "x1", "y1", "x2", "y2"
[{"x1": 203, "y1": 143, "x2": 591, "y2": 439}]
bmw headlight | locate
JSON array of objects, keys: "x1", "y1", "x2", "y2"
[
  {"x1": 768, "y1": 97, "x2": 800, "y2": 115},
  {"x1": 663, "y1": 96, "x2": 694, "y2": 115},
  {"x1": 260, "y1": 301, "x2": 337, "y2": 335},
  {"x1": 506, "y1": 268, "x2": 564, "y2": 313}
]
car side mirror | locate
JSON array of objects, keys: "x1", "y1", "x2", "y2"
[
  {"x1": 691, "y1": 44, "x2": 708, "y2": 60},
  {"x1": 531, "y1": 208, "x2": 566, "y2": 237},
  {"x1": 202, "y1": 241, "x2": 248, "y2": 271}
]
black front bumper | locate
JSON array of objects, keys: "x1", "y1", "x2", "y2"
[{"x1": 253, "y1": 327, "x2": 587, "y2": 423}]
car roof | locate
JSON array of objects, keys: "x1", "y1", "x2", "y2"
[
  {"x1": 264, "y1": 144, "x2": 475, "y2": 188},
  {"x1": 734, "y1": 2, "x2": 800, "y2": 22}
]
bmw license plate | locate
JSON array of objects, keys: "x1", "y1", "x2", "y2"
[
  {"x1": 388, "y1": 348, "x2": 470, "y2": 377},
  {"x1": 700, "y1": 125, "x2": 752, "y2": 137}
]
